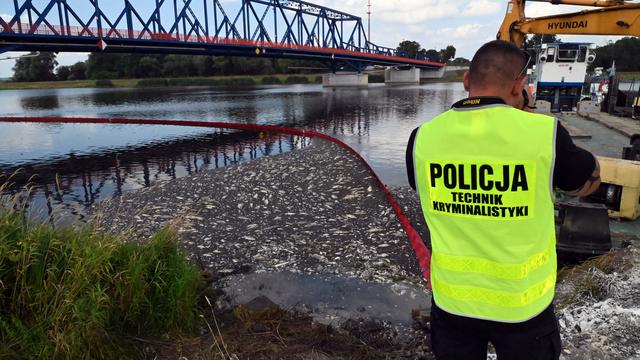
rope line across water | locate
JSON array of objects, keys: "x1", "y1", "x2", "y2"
[{"x1": 0, "y1": 116, "x2": 432, "y2": 283}]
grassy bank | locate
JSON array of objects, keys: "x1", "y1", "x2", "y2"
[
  {"x1": 0, "y1": 71, "x2": 466, "y2": 90},
  {"x1": 422, "y1": 69, "x2": 465, "y2": 83},
  {"x1": 0, "y1": 74, "x2": 323, "y2": 90},
  {"x1": 0, "y1": 206, "x2": 201, "y2": 359}
]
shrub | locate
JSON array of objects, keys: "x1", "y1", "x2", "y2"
[
  {"x1": 261, "y1": 76, "x2": 283, "y2": 85},
  {"x1": 137, "y1": 78, "x2": 169, "y2": 87},
  {"x1": 168, "y1": 78, "x2": 223, "y2": 86},
  {"x1": 0, "y1": 209, "x2": 201, "y2": 359},
  {"x1": 95, "y1": 79, "x2": 114, "y2": 87},
  {"x1": 284, "y1": 76, "x2": 309, "y2": 84},
  {"x1": 221, "y1": 77, "x2": 257, "y2": 87}
]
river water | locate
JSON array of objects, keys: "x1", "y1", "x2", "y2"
[{"x1": 0, "y1": 83, "x2": 466, "y2": 219}]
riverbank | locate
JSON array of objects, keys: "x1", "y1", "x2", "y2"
[
  {"x1": 0, "y1": 74, "x2": 324, "y2": 90},
  {"x1": 422, "y1": 69, "x2": 465, "y2": 83},
  {"x1": 91, "y1": 133, "x2": 640, "y2": 358},
  {"x1": 91, "y1": 138, "x2": 435, "y2": 356},
  {"x1": 0, "y1": 72, "x2": 461, "y2": 90},
  {"x1": 95, "y1": 138, "x2": 423, "y2": 284}
]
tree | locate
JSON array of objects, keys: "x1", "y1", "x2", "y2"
[
  {"x1": 439, "y1": 45, "x2": 456, "y2": 63},
  {"x1": 86, "y1": 53, "x2": 124, "y2": 79},
  {"x1": 69, "y1": 62, "x2": 87, "y2": 80},
  {"x1": 449, "y1": 57, "x2": 471, "y2": 66},
  {"x1": 524, "y1": 34, "x2": 560, "y2": 49},
  {"x1": 423, "y1": 49, "x2": 441, "y2": 62},
  {"x1": 397, "y1": 40, "x2": 422, "y2": 58},
  {"x1": 590, "y1": 37, "x2": 640, "y2": 72},
  {"x1": 12, "y1": 52, "x2": 58, "y2": 82},
  {"x1": 136, "y1": 56, "x2": 162, "y2": 78},
  {"x1": 56, "y1": 65, "x2": 72, "y2": 81}
]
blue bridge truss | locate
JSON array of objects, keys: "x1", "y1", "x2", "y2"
[{"x1": 0, "y1": 0, "x2": 443, "y2": 71}]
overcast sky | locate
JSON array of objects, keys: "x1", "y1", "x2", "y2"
[{"x1": 0, "y1": 0, "x2": 623, "y2": 78}]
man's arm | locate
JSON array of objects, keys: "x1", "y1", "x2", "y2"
[
  {"x1": 554, "y1": 123, "x2": 600, "y2": 197},
  {"x1": 565, "y1": 159, "x2": 601, "y2": 197},
  {"x1": 406, "y1": 128, "x2": 419, "y2": 191}
]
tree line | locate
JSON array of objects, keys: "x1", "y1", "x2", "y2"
[
  {"x1": 12, "y1": 37, "x2": 638, "y2": 83},
  {"x1": 12, "y1": 40, "x2": 462, "y2": 82},
  {"x1": 395, "y1": 41, "x2": 461, "y2": 64},
  {"x1": 12, "y1": 52, "x2": 325, "y2": 82},
  {"x1": 589, "y1": 37, "x2": 640, "y2": 72}
]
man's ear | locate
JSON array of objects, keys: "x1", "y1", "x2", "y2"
[
  {"x1": 463, "y1": 71, "x2": 471, "y2": 91},
  {"x1": 511, "y1": 76, "x2": 527, "y2": 97}
]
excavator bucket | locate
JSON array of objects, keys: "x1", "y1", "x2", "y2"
[{"x1": 556, "y1": 202, "x2": 612, "y2": 263}]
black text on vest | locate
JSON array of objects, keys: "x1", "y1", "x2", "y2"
[
  {"x1": 429, "y1": 163, "x2": 528, "y2": 192},
  {"x1": 428, "y1": 162, "x2": 531, "y2": 219}
]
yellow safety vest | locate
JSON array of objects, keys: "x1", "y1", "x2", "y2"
[{"x1": 413, "y1": 99, "x2": 558, "y2": 323}]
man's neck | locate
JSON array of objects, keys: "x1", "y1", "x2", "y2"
[{"x1": 468, "y1": 89, "x2": 512, "y2": 107}]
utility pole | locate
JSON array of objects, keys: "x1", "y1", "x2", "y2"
[{"x1": 367, "y1": 0, "x2": 371, "y2": 42}]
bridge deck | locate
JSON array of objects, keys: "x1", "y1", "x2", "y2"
[{"x1": 0, "y1": 24, "x2": 443, "y2": 69}]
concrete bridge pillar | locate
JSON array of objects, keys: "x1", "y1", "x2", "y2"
[
  {"x1": 322, "y1": 72, "x2": 369, "y2": 87},
  {"x1": 385, "y1": 67, "x2": 421, "y2": 85},
  {"x1": 420, "y1": 67, "x2": 446, "y2": 80}
]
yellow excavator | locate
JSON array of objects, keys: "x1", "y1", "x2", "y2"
[
  {"x1": 496, "y1": 0, "x2": 640, "y2": 258},
  {"x1": 498, "y1": 0, "x2": 640, "y2": 47}
]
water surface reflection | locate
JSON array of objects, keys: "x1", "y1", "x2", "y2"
[{"x1": 0, "y1": 83, "x2": 467, "y2": 220}]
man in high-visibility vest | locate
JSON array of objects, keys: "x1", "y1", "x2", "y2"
[{"x1": 406, "y1": 40, "x2": 601, "y2": 359}]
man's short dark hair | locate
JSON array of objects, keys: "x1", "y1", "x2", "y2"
[{"x1": 468, "y1": 40, "x2": 527, "y2": 90}]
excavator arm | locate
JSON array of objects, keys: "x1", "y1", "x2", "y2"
[
  {"x1": 498, "y1": 0, "x2": 640, "y2": 46},
  {"x1": 496, "y1": 0, "x2": 640, "y2": 225}
]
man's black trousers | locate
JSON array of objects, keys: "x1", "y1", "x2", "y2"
[{"x1": 430, "y1": 300, "x2": 561, "y2": 360}]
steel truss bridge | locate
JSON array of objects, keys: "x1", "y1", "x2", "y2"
[{"x1": 0, "y1": 0, "x2": 443, "y2": 71}]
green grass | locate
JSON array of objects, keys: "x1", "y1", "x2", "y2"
[
  {"x1": 421, "y1": 69, "x2": 465, "y2": 84},
  {"x1": 261, "y1": 76, "x2": 283, "y2": 85},
  {"x1": 0, "y1": 205, "x2": 201, "y2": 359},
  {"x1": 617, "y1": 72, "x2": 640, "y2": 81},
  {"x1": 136, "y1": 78, "x2": 169, "y2": 87}
]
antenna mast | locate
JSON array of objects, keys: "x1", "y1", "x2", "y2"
[{"x1": 367, "y1": 0, "x2": 371, "y2": 42}]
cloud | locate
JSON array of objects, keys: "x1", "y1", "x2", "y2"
[
  {"x1": 0, "y1": 52, "x2": 90, "y2": 79},
  {"x1": 317, "y1": 0, "x2": 463, "y2": 23},
  {"x1": 462, "y1": 0, "x2": 503, "y2": 17},
  {"x1": 1, "y1": 13, "x2": 29, "y2": 24},
  {"x1": 524, "y1": 2, "x2": 590, "y2": 17}
]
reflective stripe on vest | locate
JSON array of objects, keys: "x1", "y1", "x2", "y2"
[{"x1": 414, "y1": 104, "x2": 557, "y2": 323}]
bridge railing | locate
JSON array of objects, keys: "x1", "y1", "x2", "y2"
[
  {"x1": 1, "y1": 0, "x2": 440, "y2": 64},
  {"x1": 3, "y1": 22, "x2": 423, "y2": 63}
]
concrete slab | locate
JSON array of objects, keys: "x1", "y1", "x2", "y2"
[
  {"x1": 420, "y1": 67, "x2": 445, "y2": 80},
  {"x1": 534, "y1": 106, "x2": 592, "y2": 139},
  {"x1": 559, "y1": 120, "x2": 592, "y2": 139},
  {"x1": 577, "y1": 109, "x2": 640, "y2": 138},
  {"x1": 385, "y1": 67, "x2": 421, "y2": 85},
  {"x1": 322, "y1": 73, "x2": 369, "y2": 87}
]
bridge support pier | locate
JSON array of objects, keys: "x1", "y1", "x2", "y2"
[
  {"x1": 322, "y1": 72, "x2": 369, "y2": 87},
  {"x1": 385, "y1": 67, "x2": 421, "y2": 85},
  {"x1": 420, "y1": 67, "x2": 446, "y2": 81}
]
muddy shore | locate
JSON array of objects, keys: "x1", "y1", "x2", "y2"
[
  {"x1": 96, "y1": 139, "x2": 424, "y2": 283},
  {"x1": 95, "y1": 138, "x2": 640, "y2": 359}
]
